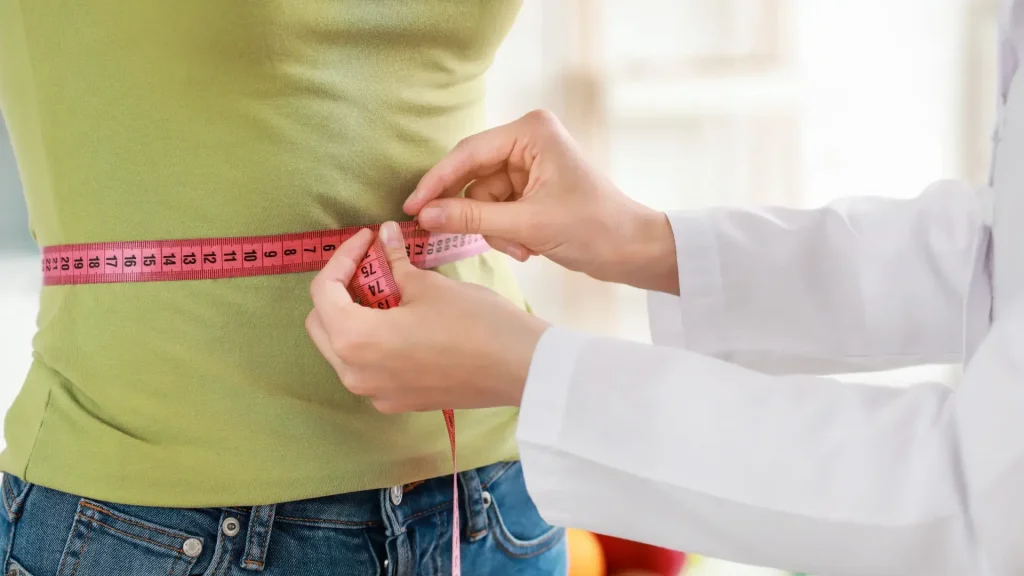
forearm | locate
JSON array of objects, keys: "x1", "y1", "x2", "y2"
[
  {"x1": 643, "y1": 180, "x2": 992, "y2": 373},
  {"x1": 517, "y1": 327, "x2": 987, "y2": 575}
]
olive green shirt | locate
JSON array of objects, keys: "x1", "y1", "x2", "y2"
[{"x1": 0, "y1": 0, "x2": 525, "y2": 506}]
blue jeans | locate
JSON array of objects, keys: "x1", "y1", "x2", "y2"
[{"x1": 0, "y1": 461, "x2": 566, "y2": 575}]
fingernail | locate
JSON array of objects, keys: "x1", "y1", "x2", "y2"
[
  {"x1": 381, "y1": 222, "x2": 403, "y2": 249},
  {"x1": 419, "y1": 207, "x2": 445, "y2": 228},
  {"x1": 402, "y1": 191, "x2": 419, "y2": 211}
]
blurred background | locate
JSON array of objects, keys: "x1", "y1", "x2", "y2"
[{"x1": 0, "y1": 0, "x2": 1000, "y2": 574}]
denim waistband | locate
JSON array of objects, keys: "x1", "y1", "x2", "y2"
[
  {"x1": 217, "y1": 460, "x2": 515, "y2": 531},
  {"x1": 4, "y1": 460, "x2": 520, "y2": 572}
]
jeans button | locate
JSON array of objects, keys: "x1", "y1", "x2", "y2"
[
  {"x1": 389, "y1": 485, "x2": 403, "y2": 506},
  {"x1": 222, "y1": 517, "x2": 241, "y2": 537},
  {"x1": 182, "y1": 538, "x2": 203, "y2": 558},
  {"x1": 481, "y1": 491, "x2": 492, "y2": 508}
]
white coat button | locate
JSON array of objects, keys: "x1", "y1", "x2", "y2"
[
  {"x1": 222, "y1": 517, "x2": 241, "y2": 537},
  {"x1": 182, "y1": 538, "x2": 203, "y2": 558},
  {"x1": 389, "y1": 485, "x2": 403, "y2": 506}
]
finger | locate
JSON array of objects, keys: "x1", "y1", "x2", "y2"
[
  {"x1": 421, "y1": 177, "x2": 483, "y2": 208},
  {"x1": 485, "y1": 236, "x2": 531, "y2": 262},
  {"x1": 310, "y1": 228, "x2": 375, "y2": 314},
  {"x1": 404, "y1": 122, "x2": 520, "y2": 214},
  {"x1": 378, "y1": 222, "x2": 417, "y2": 281},
  {"x1": 463, "y1": 174, "x2": 526, "y2": 260},
  {"x1": 429, "y1": 168, "x2": 511, "y2": 208},
  {"x1": 415, "y1": 196, "x2": 533, "y2": 241},
  {"x1": 417, "y1": 172, "x2": 514, "y2": 230},
  {"x1": 465, "y1": 171, "x2": 516, "y2": 204},
  {"x1": 304, "y1": 310, "x2": 350, "y2": 380}
]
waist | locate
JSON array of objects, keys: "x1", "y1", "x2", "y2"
[
  {"x1": 4, "y1": 461, "x2": 518, "y2": 527},
  {"x1": 237, "y1": 461, "x2": 519, "y2": 526},
  {"x1": 30, "y1": 251, "x2": 522, "y2": 390}
]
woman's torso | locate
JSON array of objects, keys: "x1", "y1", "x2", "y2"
[{"x1": 0, "y1": 0, "x2": 526, "y2": 506}]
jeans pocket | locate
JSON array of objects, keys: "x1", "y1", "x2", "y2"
[
  {"x1": 483, "y1": 462, "x2": 565, "y2": 560},
  {"x1": 55, "y1": 499, "x2": 203, "y2": 576}
]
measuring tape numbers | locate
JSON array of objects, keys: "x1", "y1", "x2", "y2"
[{"x1": 41, "y1": 220, "x2": 489, "y2": 574}]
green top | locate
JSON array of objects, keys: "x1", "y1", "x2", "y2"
[{"x1": 0, "y1": 0, "x2": 525, "y2": 506}]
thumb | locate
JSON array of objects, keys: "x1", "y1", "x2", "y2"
[
  {"x1": 418, "y1": 197, "x2": 532, "y2": 243},
  {"x1": 379, "y1": 222, "x2": 417, "y2": 280},
  {"x1": 310, "y1": 227, "x2": 374, "y2": 315}
]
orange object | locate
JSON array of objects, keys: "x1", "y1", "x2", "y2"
[{"x1": 568, "y1": 528, "x2": 607, "y2": 576}]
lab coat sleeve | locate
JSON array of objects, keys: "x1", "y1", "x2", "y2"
[
  {"x1": 649, "y1": 180, "x2": 992, "y2": 374},
  {"x1": 517, "y1": 306, "x2": 1024, "y2": 576}
]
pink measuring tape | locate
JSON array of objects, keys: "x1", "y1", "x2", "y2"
[{"x1": 42, "y1": 221, "x2": 490, "y2": 574}]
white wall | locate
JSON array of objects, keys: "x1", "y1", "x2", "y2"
[
  {"x1": 0, "y1": 257, "x2": 37, "y2": 404},
  {"x1": 0, "y1": 118, "x2": 32, "y2": 250},
  {"x1": 0, "y1": 118, "x2": 38, "y2": 419}
]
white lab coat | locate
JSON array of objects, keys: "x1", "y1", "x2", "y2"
[{"x1": 515, "y1": 2, "x2": 1024, "y2": 575}]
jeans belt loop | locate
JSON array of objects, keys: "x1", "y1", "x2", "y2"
[
  {"x1": 240, "y1": 504, "x2": 277, "y2": 571},
  {"x1": 1, "y1": 475, "x2": 31, "y2": 522},
  {"x1": 459, "y1": 469, "x2": 488, "y2": 542}
]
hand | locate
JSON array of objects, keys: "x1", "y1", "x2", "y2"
[
  {"x1": 306, "y1": 222, "x2": 550, "y2": 414},
  {"x1": 403, "y1": 110, "x2": 679, "y2": 295}
]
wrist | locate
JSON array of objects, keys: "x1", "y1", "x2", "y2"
[
  {"x1": 614, "y1": 208, "x2": 679, "y2": 294},
  {"x1": 643, "y1": 211, "x2": 680, "y2": 294},
  {"x1": 499, "y1": 315, "x2": 549, "y2": 407}
]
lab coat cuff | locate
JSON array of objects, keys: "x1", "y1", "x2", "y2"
[
  {"x1": 647, "y1": 211, "x2": 725, "y2": 349},
  {"x1": 517, "y1": 326, "x2": 591, "y2": 450}
]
